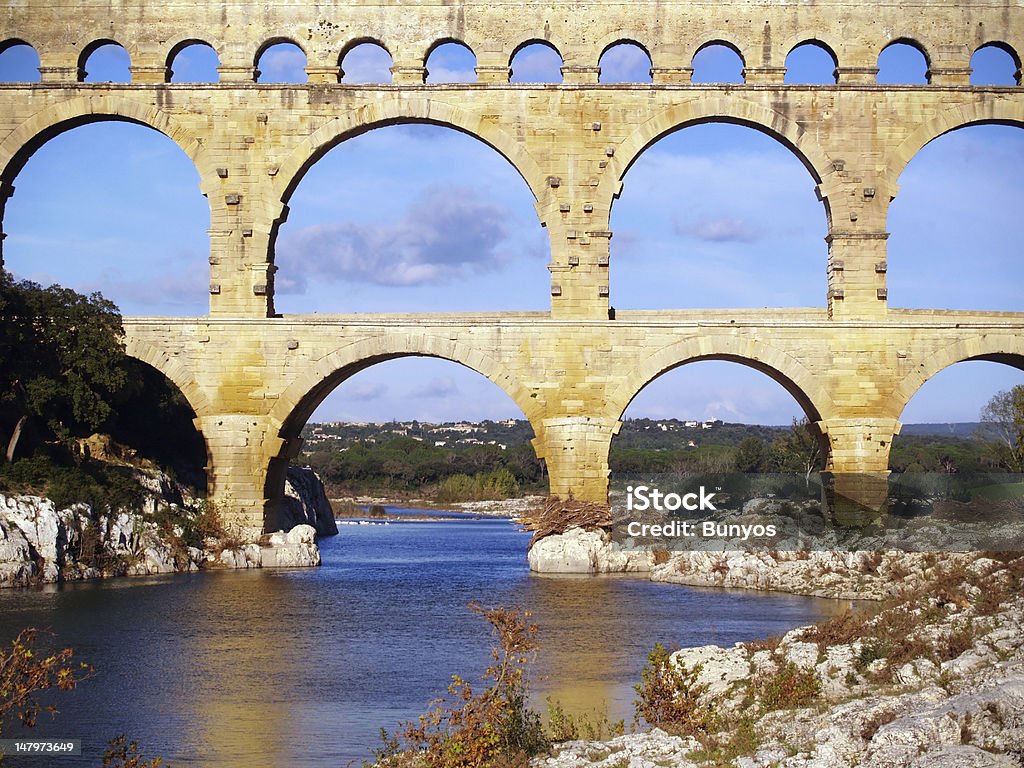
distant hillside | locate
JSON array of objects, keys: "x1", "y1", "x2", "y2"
[{"x1": 900, "y1": 422, "x2": 982, "y2": 438}]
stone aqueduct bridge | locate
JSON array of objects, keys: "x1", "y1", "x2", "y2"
[{"x1": 2, "y1": 1, "x2": 1024, "y2": 534}]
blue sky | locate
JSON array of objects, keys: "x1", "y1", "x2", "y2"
[{"x1": 1, "y1": 41, "x2": 1021, "y2": 427}]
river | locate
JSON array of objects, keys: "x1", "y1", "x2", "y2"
[{"x1": 0, "y1": 512, "x2": 842, "y2": 767}]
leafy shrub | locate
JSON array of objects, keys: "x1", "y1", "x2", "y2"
[
  {"x1": 374, "y1": 604, "x2": 548, "y2": 768},
  {"x1": 0, "y1": 628, "x2": 92, "y2": 732},
  {"x1": 633, "y1": 644, "x2": 717, "y2": 736},
  {"x1": 752, "y1": 661, "x2": 820, "y2": 710}
]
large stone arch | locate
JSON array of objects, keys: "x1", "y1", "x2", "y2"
[
  {"x1": 608, "y1": 335, "x2": 835, "y2": 427},
  {"x1": 601, "y1": 97, "x2": 834, "y2": 223},
  {"x1": 890, "y1": 333, "x2": 1024, "y2": 419},
  {"x1": 885, "y1": 101, "x2": 1024, "y2": 194},
  {"x1": 0, "y1": 94, "x2": 216, "y2": 198},
  {"x1": 268, "y1": 335, "x2": 542, "y2": 442},
  {"x1": 271, "y1": 97, "x2": 548, "y2": 208},
  {"x1": 262, "y1": 334, "x2": 543, "y2": 519}
]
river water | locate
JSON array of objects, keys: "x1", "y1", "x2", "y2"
[{"x1": 0, "y1": 513, "x2": 841, "y2": 767}]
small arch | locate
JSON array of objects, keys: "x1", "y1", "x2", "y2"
[
  {"x1": 509, "y1": 40, "x2": 563, "y2": 83},
  {"x1": 691, "y1": 41, "x2": 745, "y2": 84},
  {"x1": 877, "y1": 39, "x2": 930, "y2": 85},
  {"x1": 0, "y1": 40, "x2": 41, "y2": 82},
  {"x1": 784, "y1": 41, "x2": 838, "y2": 85},
  {"x1": 971, "y1": 43, "x2": 1021, "y2": 86},
  {"x1": 80, "y1": 40, "x2": 131, "y2": 83},
  {"x1": 167, "y1": 40, "x2": 220, "y2": 83},
  {"x1": 598, "y1": 40, "x2": 652, "y2": 83},
  {"x1": 256, "y1": 39, "x2": 307, "y2": 84},
  {"x1": 425, "y1": 40, "x2": 477, "y2": 84},
  {"x1": 339, "y1": 39, "x2": 392, "y2": 84}
]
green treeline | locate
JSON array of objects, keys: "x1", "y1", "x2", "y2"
[{"x1": 303, "y1": 438, "x2": 545, "y2": 498}]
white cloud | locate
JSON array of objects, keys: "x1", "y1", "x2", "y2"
[
  {"x1": 409, "y1": 377, "x2": 460, "y2": 399},
  {"x1": 277, "y1": 186, "x2": 515, "y2": 287}
]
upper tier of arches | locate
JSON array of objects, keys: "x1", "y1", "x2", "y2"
[{"x1": 1, "y1": 20, "x2": 1020, "y2": 86}]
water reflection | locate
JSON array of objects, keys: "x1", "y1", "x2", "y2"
[{"x1": 0, "y1": 518, "x2": 839, "y2": 767}]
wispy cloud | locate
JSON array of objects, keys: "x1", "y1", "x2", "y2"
[
  {"x1": 674, "y1": 216, "x2": 762, "y2": 243},
  {"x1": 345, "y1": 382, "x2": 388, "y2": 401},
  {"x1": 409, "y1": 376, "x2": 460, "y2": 399},
  {"x1": 277, "y1": 186, "x2": 515, "y2": 288}
]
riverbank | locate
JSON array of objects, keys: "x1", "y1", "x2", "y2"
[
  {"x1": 0, "y1": 466, "x2": 332, "y2": 588},
  {"x1": 333, "y1": 494, "x2": 545, "y2": 520},
  {"x1": 534, "y1": 552, "x2": 1024, "y2": 768}
]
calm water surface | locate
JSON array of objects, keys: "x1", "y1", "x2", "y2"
[{"x1": 0, "y1": 514, "x2": 842, "y2": 767}]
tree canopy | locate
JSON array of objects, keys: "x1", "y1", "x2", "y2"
[
  {"x1": 0, "y1": 270, "x2": 127, "y2": 461},
  {"x1": 979, "y1": 384, "x2": 1024, "y2": 472}
]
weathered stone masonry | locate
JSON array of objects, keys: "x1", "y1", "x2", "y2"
[{"x1": 1, "y1": 1, "x2": 1022, "y2": 534}]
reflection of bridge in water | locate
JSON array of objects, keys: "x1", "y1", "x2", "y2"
[{"x1": 1, "y1": 1, "x2": 1022, "y2": 534}]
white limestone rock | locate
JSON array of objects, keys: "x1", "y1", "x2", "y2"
[
  {"x1": 671, "y1": 644, "x2": 751, "y2": 700},
  {"x1": 261, "y1": 524, "x2": 320, "y2": 568},
  {"x1": 532, "y1": 728, "x2": 700, "y2": 768},
  {"x1": 528, "y1": 527, "x2": 652, "y2": 574}
]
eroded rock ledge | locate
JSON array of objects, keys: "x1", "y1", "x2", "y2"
[{"x1": 0, "y1": 466, "x2": 332, "y2": 587}]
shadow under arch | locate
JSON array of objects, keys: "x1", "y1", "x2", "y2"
[
  {"x1": 119, "y1": 338, "x2": 211, "y2": 491},
  {"x1": 262, "y1": 340, "x2": 544, "y2": 526},
  {"x1": 601, "y1": 100, "x2": 834, "y2": 225},
  {"x1": 0, "y1": 95, "x2": 215, "y2": 203},
  {"x1": 885, "y1": 103, "x2": 1024, "y2": 194},
  {"x1": 890, "y1": 335, "x2": 1024, "y2": 421},
  {"x1": 608, "y1": 339, "x2": 833, "y2": 431}
]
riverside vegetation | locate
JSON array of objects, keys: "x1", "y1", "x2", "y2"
[{"x1": 357, "y1": 553, "x2": 1024, "y2": 768}]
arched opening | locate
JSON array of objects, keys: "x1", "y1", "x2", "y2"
[
  {"x1": 877, "y1": 40, "x2": 929, "y2": 85},
  {"x1": 887, "y1": 124, "x2": 1024, "y2": 311},
  {"x1": 610, "y1": 359, "x2": 827, "y2": 522},
  {"x1": 268, "y1": 356, "x2": 544, "y2": 520},
  {"x1": 340, "y1": 40, "x2": 392, "y2": 84},
  {"x1": 891, "y1": 360, "x2": 1024, "y2": 523},
  {"x1": 0, "y1": 41, "x2": 40, "y2": 82},
  {"x1": 691, "y1": 42, "x2": 744, "y2": 84},
  {"x1": 598, "y1": 41, "x2": 652, "y2": 83},
  {"x1": 256, "y1": 40, "x2": 307, "y2": 84},
  {"x1": 784, "y1": 41, "x2": 838, "y2": 84},
  {"x1": 425, "y1": 40, "x2": 477, "y2": 83},
  {"x1": 509, "y1": 41, "x2": 563, "y2": 83},
  {"x1": 272, "y1": 123, "x2": 548, "y2": 314},
  {"x1": 2, "y1": 121, "x2": 211, "y2": 316},
  {"x1": 167, "y1": 41, "x2": 220, "y2": 83},
  {"x1": 609, "y1": 122, "x2": 827, "y2": 309},
  {"x1": 970, "y1": 43, "x2": 1020, "y2": 86},
  {"x1": 80, "y1": 41, "x2": 131, "y2": 83}
]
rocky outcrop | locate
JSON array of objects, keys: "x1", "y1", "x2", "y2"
[
  {"x1": 650, "y1": 550, "x2": 958, "y2": 601},
  {"x1": 535, "y1": 728, "x2": 701, "y2": 767},
  {"x1": 0, "y1": 467, "x2": 330, "y2": 587},
  {"x1": 527, "y1": 526, "x2": 653, "y2": 574},
  {"x1": 282, "y1": 466, "x2": 339, "y2": 538}
]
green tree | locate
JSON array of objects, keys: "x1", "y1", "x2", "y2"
[
  {"x1": 979, "y1": 385, "x2": 1024, "y2": 472},
  {"x1": 733, "y1": 437, "x2": 767, "y2": 473},
  {"x1": 769, "y1": 417, "x2": 825, "y2": 487},
  {"x1": 0, "y1": 271, "x2": 126, "y2": 461}
]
